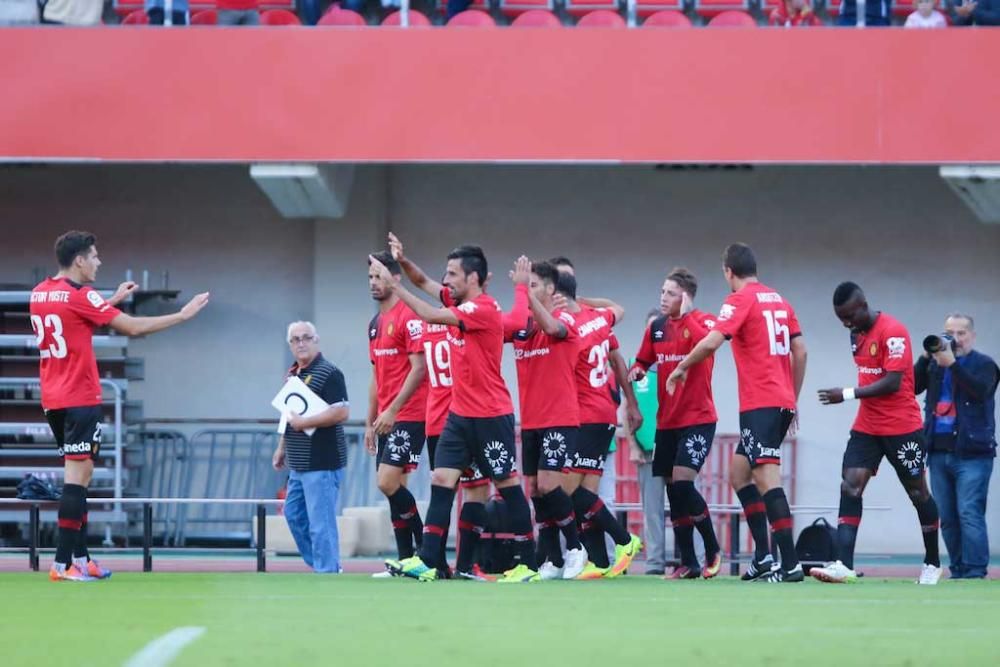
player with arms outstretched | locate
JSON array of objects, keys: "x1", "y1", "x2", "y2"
[{"x1": 32, "y1": 231, "x2": 209, "y2": 582}]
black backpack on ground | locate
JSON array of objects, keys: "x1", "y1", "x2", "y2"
[
  {"x1": 795, "y1": 517, "x2": 838, "y2": 574},
  {"x1": 479, "y1": 496, "x2": 517, "y2": 574},
  {"x1": 16, "y1": 474, "x2": 62, "y2": 500}
]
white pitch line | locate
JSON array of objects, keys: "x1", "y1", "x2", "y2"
[{"x1": 123, "y1": 627, "x2": 206, "y2": 667}]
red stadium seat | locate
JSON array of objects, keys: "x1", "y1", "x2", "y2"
[
  {"x1": 576, "y1": 8, "x2": 626, "y2": 24},
  {"x1": 695, "y1": 0, "x2": 748, "y2": 19},
  {"x1": 191, "y1": 9, "x2": 217, "y2": 24},
  {"x1": 633, "y1": 0, "x2": 684, "y2": 18},
  {"x1": 446, "y1": 9, "x2": 497, "y2": 25},
  {"x1": 121, "y1": 9, "x2": 149, "y2": 23},
  {"x1": 318, "y1": 7, "x2": 366, "y2": 24},
  {"x1": 381, "y1": 9, "x2": 433, "y2": 24},
  {"x1": 642, "y1": 9, "x2": 692, "y2": 25},
  {"x1": 500, "y1": 0, "x2": 555, "y2": 17},
  {"x1": 564, "y1": 0, "x2": 619, "y2": 18},
  {"x1": 510, "y1": 8, "x2": 562, "y2": 24},
  {"x1": 261, "y1": 8, "x2": 303, "y2": 24},
  {"x1": 706, "y1": 8, "x2": 756, "y2": 24}
]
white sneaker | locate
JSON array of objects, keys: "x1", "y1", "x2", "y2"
[
  {"x1": 917, "y1": 563, "x2": 942, "y2": 585},
  {"x1": 562, "y1": 548, "x2": 587, "y2": 580},
  {"x1": 371, "y1": 570, "x2": 394, "y2": 578},
  {"x1": 810, "y1": 560, "x2": 858, "y2": 584},
  {"x1": 539, "y1": 562, "x2": 564, "y2": 581}
]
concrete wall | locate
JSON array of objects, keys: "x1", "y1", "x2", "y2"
[
  {"x1": 0, "y1": 165, "x2": 315, "y2": 419},
  {"x1": 2, "y1": 163, "x2": 998, "y2": 555}
]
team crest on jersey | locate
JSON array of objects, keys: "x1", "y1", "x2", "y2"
[
  {"x1": 685, "y1": 434, "x2": 708, "y2": 463},
  {"x1": 896, "y1": 441, "x2": 923, "y2": 476},
  {"x1": 886, "y1": 337, "x2": 906, "y2": 359},
  {"x1": 86, "y1": 291, "x2": 105, "y2": 308},
  {"x1": 387, "y1": 322, "x2": 394, "y2": 337},
  {"x1": 869, "y1": 342, "x2": 878, "y2": 357},
  {"x1": 484, "y1": 440, "x2": 510, "y2": 475},
  {"x1": 386, "y1": 429, "x2": 411, "y2": 462},
  {"x1": 542, "y1": 431, "x2": 567, "y2": 467},
  {"x1": 719, "y1": 304, "x2": 736, "y2": 321},
  {"x1": 683, "y1": 328, "x2": 691, "y2": 339},
  {"x1": 457, "y1": 301, "x2": 478, "y2": 314}
]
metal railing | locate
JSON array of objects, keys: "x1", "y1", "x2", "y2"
[{"x1": 0, "y1": 377, "x2": 125, "y2": 506}]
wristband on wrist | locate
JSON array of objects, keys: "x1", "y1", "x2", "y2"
[{"x1": 842, "y1": 387, "x2": 857, "y2": 401}]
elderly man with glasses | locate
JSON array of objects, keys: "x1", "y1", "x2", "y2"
[{"x1": 273, "y1": 321, "x2": 351, "y2": 573}]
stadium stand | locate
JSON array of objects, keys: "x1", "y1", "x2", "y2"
[
  {"x1": 510, "y1": 7, "x2": 562, "y2": 23},
  {"x1": 577, "y1": 8, "x2": 628, "y2": 23},
  {"x1": 191, "y1": 8, "x2": 218, "y2": 22},
  {"x1": 446, "y1": 8, "x2": 497, "y2": 23},
  {"x1": 641, "y1": 8, "x2": 693, "y2": 23},
  {"x1": 695, "y1": 0, "x2": 751, "y2": 19},
  {"x1": 261, "y1": 7, "x2": 302, "y2": 22},
  {"x1": 113, "y1": 0, "x2": 295, "y2": 17},
  {"x1": 317, "y1": 6, "x2": 366, "y2": 24},
  {"x1": 381, "y1": 8, "x2": 434, "y2": 23},
  {"x1": 565, "y1": 0, "x2": 621, "y2": 17},
  {"x1": 707, "y1": 7, "x2": 757, "y2": 22},
  {"x1": 121, "y1": 8, "x2": 150, "y2": 22},
  {"x1": 499, "y1": 0, "x2": 556, "y2": 18}
]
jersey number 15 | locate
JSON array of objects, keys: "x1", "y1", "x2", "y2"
[{"x1": 763, "y1": 310, "x2": 790, "y2": 356}]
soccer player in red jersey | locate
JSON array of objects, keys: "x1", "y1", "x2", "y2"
[
  {"x1": 32, "y1": 231, "x2": 209, "y2": 582},
  {"x1": 550, "y1": 259, "x2": 643, "y2": 579},
  {"x1": 667, "y1": 244, "x2": 808, "y2": 583},
  {"x1": 503, "y1": 261, "x2": 587, "y2": 580},
  {"x1": 388, "y1": 234, "x2": 494, "y2": 580},
  {"x1": 814, "y1": 282, "x2": 942, "y2": 585},
  {"x1": 629, "y1": 268, "x2": 723, "y2": 580},
  {"x1": 366, "y1": 251, "x2": 429, "y2": 565},
  {"x1": 372, "y1": 244, "x2": 541, "y2": 583}
]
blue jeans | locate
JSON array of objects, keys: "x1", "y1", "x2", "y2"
[
  {"x1": 284, "y1": 468, "x2": 343, "y2": 573},
  {"x1": 929, "y1": 452, "x2": 993, "y2": 578}
]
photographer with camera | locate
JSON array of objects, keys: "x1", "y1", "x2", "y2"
[{"x1": 915, "y1": 314, "x2": 999, "y2": 579}]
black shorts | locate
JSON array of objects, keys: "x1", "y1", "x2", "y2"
[
  {"x1": 377, "y1": 421, "x2": 426, "y2": 473},
  {"x1": 459, "y1": 461, "x2": 489, "y2": 488},
  {"x1": 735, "y1": 408, "x2": 795, "y2": 469},
  {"x1": 569, "y1": 423, "x2": 615, "y2": 476},
  {"x1": 436, "y1": 413, "x2": 518, "y2": 482},
  {"x1": 844, "y1": 430, "x2": 928, "y2": 480},
  {"x1": 426, "y1": 435, "x2": 439, "y2": 471},
  {"x1": 521, "y1": 427, "x2": 576, "y2": 476},
  {"x1": 45, "y1": 406, "x2": 104, "y2": 461},
  {"x1": 652, "y1": 423, "x2": 716, "y2": 477}
]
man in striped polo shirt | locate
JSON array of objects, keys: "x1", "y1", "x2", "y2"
[{"x1": 272, "y1": 321, "x2": 350, "y2": 573}]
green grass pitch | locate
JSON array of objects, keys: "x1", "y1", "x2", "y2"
[{"x1": 2, "y1": 573, "x2": 998, "y2": 667}]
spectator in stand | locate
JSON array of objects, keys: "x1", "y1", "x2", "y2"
[
  {"x1": 145, "y1": 0, "x2": 189, "y2": 25},
  {"x1": 39, "y1": 0, "x2": 102, "y2": 24},
  {"x1": 837, "y1": 0, "x2": 891, "y2": 25},
  {"x1": 951, "y1": 0, "x2": 1000, "y2": 24},
  {"x1": 0, "y1": 0, "x2": 39, "y2": 24},
  {"x1": 769, "y1": 0, "x2": 822, "y2": 25},
  {"x1": 217, "y1": 0, "x2": 260, "y2": 25},
  {"x1": 905, "y1": 0, "x2": 947, "y2": 26}
]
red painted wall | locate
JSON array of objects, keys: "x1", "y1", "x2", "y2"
[{"x1": 1, "y1": 27, "x2": 996, "y2": 163}]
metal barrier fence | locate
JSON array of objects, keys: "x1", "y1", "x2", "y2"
[{"x1": 129, "y1": 421, "x2": 426, "y2": 545}]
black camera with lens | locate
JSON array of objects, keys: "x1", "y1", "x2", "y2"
[{"x1": 923, "y1": 333, "x2": 957, "y2": 354}]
